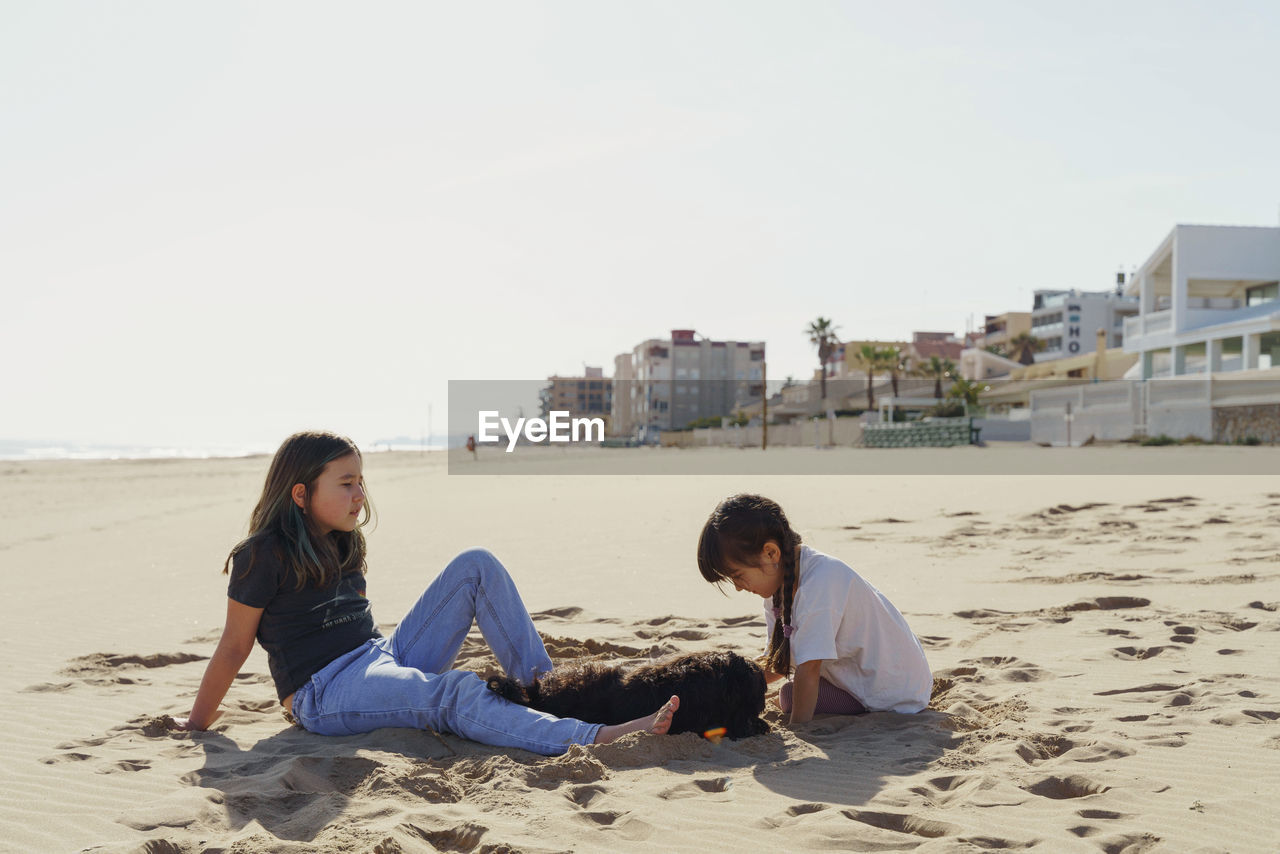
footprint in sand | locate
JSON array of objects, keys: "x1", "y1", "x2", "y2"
[
  {"x1": 1095, "y1": 682, "x2": 1185, "y2": 698},
  {"x1": 1063, "y1": 596, "x2": 1151, "y2": 613},
  {"x1": 1015, "y1": 736, "x2": 1134, "y2": 766},
  {"x1": 1021, "y1": 773, "x2": 1110, "y2": 800},
  {"x1": 1111, "y1": 646, "x2": 1177, "y2": 661},
  {"x1": 572, "y1": 809, "x2": 653, "y2": 840},
  {"x1": 839, "y1": 809, "x2": 961, "y2": 840},
  {"x1": 39, "y1": 752, "x2": 92, "y2": 765},
  {"x1": 533, "y1": 606, "x2": 584, "y2": 620},
  {"x1": 1210, "y1": 709, "x2": 1280, "y2": 726},
  {"x1": 98, "y1": 759, "x2": 153, "y2": 774},
  {"x1": 20, "y1": 681, "x2": 75, "y2": 693},
  {"x1": 908, "y1": 774, "x2": 972, "y2": 806},
  {"x1": 658, "y1": 777, "x2": 733, "y2": 800},
  {"x1": 755, "y1": 802, "x2": 829, "y2": 828},
  {"x1": 396, "y1": 820, "x2": 489, "y2": 851},
  {"x1": 565, "y1": 783, "x2": 608, "y2": 808}
]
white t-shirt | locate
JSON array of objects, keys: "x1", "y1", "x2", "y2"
[{"x1": 763, "y1": 545, "x2": 931, "y2": 713}]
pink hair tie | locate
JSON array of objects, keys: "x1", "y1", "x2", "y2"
[
  {"x1": 772, "y1": 607, "x2": 783, "y2": 619},
  {"x1": 782, "y1": 624, "x2": 795, "y2": 638}
]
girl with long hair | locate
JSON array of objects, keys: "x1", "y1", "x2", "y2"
[{"x1": 176, "y1": 431, "x2": 676, "y2": 755}]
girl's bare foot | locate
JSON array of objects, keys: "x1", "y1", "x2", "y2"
[{"x1": 593, "y1": 695, "x2": 680, "y2": 744}]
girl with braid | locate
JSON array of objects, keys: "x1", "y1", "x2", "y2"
[{"x1": 697, "y1": 494, "x2": 931, "y2": 725}]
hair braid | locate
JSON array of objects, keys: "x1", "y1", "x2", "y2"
[
  {"x1": 764, "y1": 529, "x2": 800, "y2": 676},
  {"x1": 696, "y1": 493, "x2": 804, "y2": 677}
]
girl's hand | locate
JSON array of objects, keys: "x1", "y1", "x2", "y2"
[{"x1": 170, "y1": 710, "x2": 223, "y2": 732}]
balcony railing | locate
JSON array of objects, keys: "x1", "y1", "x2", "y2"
[{"x1": 1124, "y1": 311, "x2": 1171, "y2": 341}]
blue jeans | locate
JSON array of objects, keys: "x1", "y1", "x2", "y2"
[{"x1": 291, "y1": 548, "x2": 601, "y2": 755}]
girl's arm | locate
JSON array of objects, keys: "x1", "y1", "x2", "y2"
[
  {"x1": 174, "y1": 598, "x2": 264, "y2": 731},
  {"x1": 787, "y1": 659, "x2": 824, "y2": 725}
]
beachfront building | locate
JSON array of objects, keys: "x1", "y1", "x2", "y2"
[
  {"x1": 539, "y1": 367, "x2": 612, "y2": 432},
  {"x1": 1031, "y1": 281, "x2": 1138, "y2": 363},
  {"x1": 982, "y1": 312, "x2": 1031, "y2": 354},
  {"x1": 1122, "y1": 224, "x2": 1280, "y2": 379},
  {"x1": 611, "y1": 330, "x2": 765, "y2": 441},
  {"x1": 1028, "y1": 224, "x2": 1280, "y2": 444}
]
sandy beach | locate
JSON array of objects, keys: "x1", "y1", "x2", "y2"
[{"x1": 3, "y1": 446, "x2": 1279, "y2": 853}]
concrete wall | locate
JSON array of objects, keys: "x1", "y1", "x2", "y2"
[
  {"x1": 973, "y1": 418, "x2": 1031, "y2": 441},
  {"x1": 662, "y1": 417, "x2": 864, "y2": 448},
  {"x1": 1146, "y1": 407, "x2": 1213, "y2": 441},
  {"x1": 1030, "y1": 382, "x2": 1143, "y2": 446},
  {"x1": 1031, "y1": 372, "x2": 1280, "y2": 444}
]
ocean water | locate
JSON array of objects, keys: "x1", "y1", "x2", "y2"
[{"x1": 0, "y1": 439, "x2": 445, "y2": 462}]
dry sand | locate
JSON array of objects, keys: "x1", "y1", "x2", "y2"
[{"x1": 2, "y1": 447, "x2": 1279, "y2": 853}]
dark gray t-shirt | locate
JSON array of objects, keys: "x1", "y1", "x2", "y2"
[{"x1": 227, "y1": 535, "x2": 381, "y2": 701}]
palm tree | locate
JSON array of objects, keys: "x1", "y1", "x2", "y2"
[
  {"x1": 851, "y1": 344, "x2": 887, "y2": 410},
  {"x1": 880, "y1": 346, "x2": 908, "y2": 398},
  {"x1": 926, "y1": 355, "x2": 957, "y2": 398},
  {"x1": 1005, "y1": 332, "x2": 1044, "y2": 366},
  {"x1": 947, "y1": 377, "x2": 986, "y2": 408},
  {"x1": 805, "y1": 317, "x2": 840, "y2": 403}
]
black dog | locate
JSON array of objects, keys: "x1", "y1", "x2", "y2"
[{"x1": 487, "y1": 650, "x2": 768, "y2": 740}]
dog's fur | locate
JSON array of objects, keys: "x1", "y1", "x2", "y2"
[{"x1": 487, "y1": 650, "x2": 769, "y2": 739}]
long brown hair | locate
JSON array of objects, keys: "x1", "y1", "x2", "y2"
[
  {"x1": 697, "y1": 494, "x2": 802, "y2": 676},
  {"x1": 224, "y1": 431, "x2": 375, "y2": 590}
]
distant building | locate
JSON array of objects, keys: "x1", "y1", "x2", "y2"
[
  {"x1": 833, "y1": 333, "x2": 962, "y2": 377},
  {"x1": 540, "y1": 367, "x2": 612, "y2": 431},
  {"x1": 981, "y1": 312, "x2": 1031, "y2": 354},
  {"x1": 612, "y1": 330, "x2": 765, "y2": 440},
  {"x1": 908, "y1": 331, "x2": 964, "y2": 365},
  {"x1": 1031, "y1": 283, "x2": 1138, "y2": 362}
]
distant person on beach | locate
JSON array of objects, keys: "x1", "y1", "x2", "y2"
[
  {"x1": 174, "y1": 430, "x2": 677, "y2": 754},
  {"x1": 466, "y1": 434, "x2": 477, "y2": 460},
  {"x1": 696, "y1": 494, "x2": 931, "y2": 724}
]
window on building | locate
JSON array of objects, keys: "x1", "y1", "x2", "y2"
[{"x1": 1246, "y1": 282, "x2": 1279, "y2": 307}]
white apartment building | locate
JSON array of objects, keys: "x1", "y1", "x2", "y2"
[
  {"x1": 612, "y1": 330, "x2": 765, "y2": 440},
  {"x1": 1031, "y1": 281, "x2": 1138, "y2": 363},
  {"x1": 1123, "y1": 224, "x2": 1280, "y2": 378}
]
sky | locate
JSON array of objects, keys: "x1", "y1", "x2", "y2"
[{"x1": 4, "y1": 0, "x2": 1280, "y2": 449}]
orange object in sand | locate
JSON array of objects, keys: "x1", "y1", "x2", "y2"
[{"x1": 703, "y1": 727, "x2": 727, "y2": 744}]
